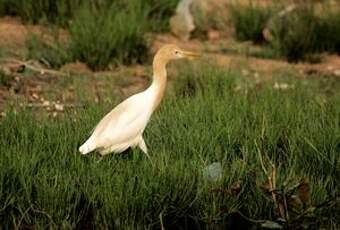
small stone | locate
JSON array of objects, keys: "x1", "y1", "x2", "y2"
[
  {"x1": 207, "y1": 29, "x2": 220, "y2": 40},
  {"x1": 31, "y1": 93, "x2": 39, "y2": 100},
  {"x1": 241, "y1": 69, "x2": 249, "y2": 76},
  {"x1": 274, "y1": 82, "x2": 294, "y2": 90},
  {"x1": 334, "y1": 69, "x2": 340, "y2": 77},
  {"x1": 55, "y1": 103, "x2": 64, "y2": 111},
  {"x1": 327, "y1": 65, "x2": 333, "y2": 71},
  {"x1": 42, "y1": 100, "x2": 50, "y2": 106},
  {"x1": 203, "y1": 162, "x2": 222, "y2": 182}
]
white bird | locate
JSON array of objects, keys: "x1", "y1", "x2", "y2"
[{"x1": 79, "y1": 44, "x2": 200, "y2": 158}]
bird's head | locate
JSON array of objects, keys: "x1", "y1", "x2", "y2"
[{"x1": 155, "y1": 44, "x2": 200, "y2": 64}]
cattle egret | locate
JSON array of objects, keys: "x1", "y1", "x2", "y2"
[{"x1": 79, "y1": 44, "x2": 200, "y2": 158}]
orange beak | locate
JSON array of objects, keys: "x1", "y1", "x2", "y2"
[{"x1": 180, "y1": 50, "x2": 201, "y2": 60}]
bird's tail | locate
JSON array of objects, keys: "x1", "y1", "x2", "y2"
[{"x1": 79, "y1": 137, "x2": 96, "y2": 155}]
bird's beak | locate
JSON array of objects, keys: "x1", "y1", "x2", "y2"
[{"x1": 180, "y1": 50, "x2": 201, "y2": 60}]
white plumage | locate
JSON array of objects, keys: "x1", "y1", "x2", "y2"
[{"x1": 79, "y1": 44, "x2": 200, "y2": 157}]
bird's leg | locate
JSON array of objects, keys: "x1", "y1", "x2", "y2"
[{"x1": 138, "y1": 137, "x2": 153, "y2": 165}]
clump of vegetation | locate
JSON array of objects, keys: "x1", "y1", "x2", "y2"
[
  {"x1": 269, "y1": 6, "x2": 320, "y2": 62},
  {"x1": 1, "y1": 65, "x2": 339, "y2": 228},
  {"x1": 317, "y1": 9, "x2": 340, "y2": 55},
  {"x1": 144, "y1": 0, "x2": 179, "y2": 32},
  {"x1": 0, "y1": 0, "x2": 178, "y2": 30},
  {"x1": 0, "y1": 0, "x2": 83, "y2": 26},
  {"x1": 268, "y1": 4, "x2": 340, "y2": 62},
  {"x1": 229, "y1": 2, "x2": 340, "y2": 62},
  {"x1": 68, "y1": 1, "x2": 148, "y2": 70},
  {"x1": 0, "y1": 69, "x2": 12, "y2": 87},
  {"x1": 25, "y1": 34, "x2": 70, "y2": 69},
  {"x1": 229, "y1": 3, "x2": 272, "y2": 43}
]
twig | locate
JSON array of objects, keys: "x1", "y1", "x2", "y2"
[
  {"x1": 31, "y1": 207, "x2": 56, "y2": 226},
  {"x1": 290, "y1": 195, "x2": 340, "y2": 224},
  {"x1": 315, "y1": 195, "x2": 340, "y2": 209},
  {"x1": 0, "y1": 58, "x2": 69, "y2": 76},
  {"x1": 255, "y1": 141, "x2": 285, "y2": 220},
  {"x1": 282, "y1": 188, "x2": 290, "y2": 221},
  {"x1": 255, "y1": 141, "x2": 268, "y2": 176},
  {"x1": 159, "y1": 212, "x2": 165, "y2": 230},
  {"x1": 235, "y1": 211, "x2": 267, "y2": 224},
  {"x1": 16, "y1": 205, "x2": 33, "y2": 229}
]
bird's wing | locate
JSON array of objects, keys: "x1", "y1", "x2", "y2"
[{"x1": 90, "y1": 92, "x2": 150, "y2": 147}]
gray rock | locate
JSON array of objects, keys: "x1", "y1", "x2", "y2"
[
  {"x1": 170, "y1": 0, "x2": 195, "y2": 40},
  {"x1": 203, "y1": 162, "x2": 222, "y2": 182}
]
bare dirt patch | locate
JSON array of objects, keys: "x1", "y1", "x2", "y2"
[{"x1": 0, "y1": 16, "x2": 67, "y2": 49}]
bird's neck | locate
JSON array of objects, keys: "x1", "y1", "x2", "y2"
[{"x1": 150, "y1": 56, "x2": 168, "y2": 110}]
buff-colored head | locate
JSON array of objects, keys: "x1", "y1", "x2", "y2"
[{"x1": 154, "y1": 44, "x2": 200, "y2": 64}]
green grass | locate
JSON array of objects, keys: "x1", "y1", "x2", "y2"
[
  {"x1": 25, "y1": 33, "x2": 70, "y2": 69},
  {"x1": 144, "y1": 0, "x2": 179, "y2": 32},
  {"x1": 229, "y1": 3, "x2": 272, "y2": 43},
  {"x1": 268, "y1": 4, "x2": 340, "y2": 62},
  {"x1": 68, "y1": 1, "x2": 148, "y2": 70},
  {"x1": 317, "y1": 9, "x2": 340, "y2": 55},
  {"x1": 0, "y1": 0, "x2": 178, "y2": 30},
  {"x1": 229, "y1": 3, "x2": 340, "y2": 62},
  {"x1": 0, "y1": 0, "x2": 83, "y2": 26},
  {"x1": 0, "y1": 69, "x2": 12, "y2": 87},
  {"x1": 1, "y1": 65, "x2": 339, "y2": 229},
  {"x1": 269, "y1": 5, "x2": 320, "y2": 62}
]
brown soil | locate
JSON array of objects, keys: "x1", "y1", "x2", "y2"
[
  {"x1": 0, "y1": 16, "x2": 339, "y2": 112},
  {"x1": 0, "y1": 16, "x2": 67, "y2": 49}
]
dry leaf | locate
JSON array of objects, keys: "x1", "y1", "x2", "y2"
[
  {"x1": 298, "y1": 179, "x2": 310, "y2": 206},
  {"x1": 230, "y1": 181, "x2": 242, "y2": 196}
]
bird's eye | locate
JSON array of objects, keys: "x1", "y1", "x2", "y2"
[{"x1": 175, "y1": 51, "x2": 179, "y2": 54}]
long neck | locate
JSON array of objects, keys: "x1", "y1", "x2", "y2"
[{"x1": 150, "y1": 55, "x2": 168, "y2": 110}]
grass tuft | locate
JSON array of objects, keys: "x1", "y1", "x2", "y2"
[
  {"x1": 269, "y1": 5, "x2": 319, "y2": 62},
  {"x1": 25, "y1": 33, "x2": 70, "y2": 69},
  {"x1": 229, "y1": 3, "x2": 271, "y2": 43},
  {"x1": 68, "y1": 1, "x2": 148, "y2": 70}
]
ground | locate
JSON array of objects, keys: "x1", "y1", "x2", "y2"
[{"x1": 0, "y1": 16, "x2": 340, "y2": 114}]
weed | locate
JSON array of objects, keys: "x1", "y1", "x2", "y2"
[
  {"x1": 269, "y1": 4, "x2": 340, "y2": 62},
  {"x1": 229, "y1": 3, "x2": 272, "y2": 43},
  {"x1": 0, "y1": 0, "x2": 83, "y2": 26},
  {"x1": 0, "y1": 70, "x2": 12, "y2": 87},
  {"x1": 25, "y1": 33, "x2": 70, "y2": 69},
  {"x1": 269, "y1": 5, "x2": 320, "y2": 62},
  {"x1": 317, "y1": 9, "x2": 340, "y2": 54},
  {"x1": 68, "y1": 1, "x2": 148, "y2": 70},
  {"x1": 144, "y1": 0, "x2": 179, "y2": 32}
]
